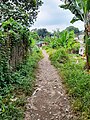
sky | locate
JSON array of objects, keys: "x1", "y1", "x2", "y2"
[{"x1": 31, "y1": 0, "x2": 84, "y2": 32}]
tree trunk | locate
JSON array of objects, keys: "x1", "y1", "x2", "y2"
[{"x1": 85, "y1": 12, "x2": 90, "y2": 71}]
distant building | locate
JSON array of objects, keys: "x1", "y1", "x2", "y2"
[
  {"x1": 79, "y1": 44, "x2": 85, "y2": 55},
  {"x1": 75, "y1": 33, "x2": 85, "y2": 56}
]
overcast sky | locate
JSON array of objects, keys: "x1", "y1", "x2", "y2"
[{"x1": 31, "y1": 0, "x2": 84, "y2": 32}]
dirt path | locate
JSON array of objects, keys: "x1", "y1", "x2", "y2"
[{"x1": 25, "y1": 50, "x2": 77, "y2": 120}]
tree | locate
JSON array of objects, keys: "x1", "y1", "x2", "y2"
[
  {"x1": 65, "y1": 26, "x2": 79, "y2": 34},
  {"x1": 29, "y1": 31, "x2": 40, "y2": 45},
  {"x1": 60, "y1": 0, "x2": 90, "y2": 70},
  {"x1": 37, "y1": 28, "x2": 51, "y2": 38},
  {"x1": 0, "y1": 0, "x2": 42, "y2": 26}
]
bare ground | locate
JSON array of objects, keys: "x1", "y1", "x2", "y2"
[{"x1": 25, "y1": 50, "x2": 77, "y2": 120}]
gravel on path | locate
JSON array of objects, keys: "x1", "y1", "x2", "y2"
[{"x1": 25, "y1": 50, "x2": 78, "y2": 120}]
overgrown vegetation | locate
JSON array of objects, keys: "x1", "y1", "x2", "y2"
[
  {"x1": 0, "y1": 18, "x2": 30, "y2": 88},
  {"x1": 1, "y1": 0, "x2": 90, "y2": 119},
  {"x1": 0, "y1": 0, "x2": 43, "y2": 119},
  {"x1": 42, "y1": 27, "x2": 90, "y2": 119},
  {"x1": 0, "y1": 0, "x2": 42, "y2": 26},
  {"x1": 44, "y1": 29, "x2": 80, "y2": 54},
  {"x1": 0, "y1": 48, "x2": 42, "y2": 120},
  {"x1": 60, "y1": 0, "x2": 90, "y2": 70},
  {"x1": 0, "y1": 14, "x2": 42, "y2": 120},
  {"x1": 47, "y1": 47, "x2": 90, "y2": 120}
]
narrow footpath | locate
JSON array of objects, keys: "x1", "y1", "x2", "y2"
[{"x1": 25, "y1": 50, "x2": 77, "y2": 120}]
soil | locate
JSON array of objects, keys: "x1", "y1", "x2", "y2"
[{"x1": 25, "y1": 50, "x2": 78, "y2": 120}]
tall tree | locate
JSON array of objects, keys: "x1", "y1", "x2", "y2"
[
  {"x1": 65, "y1": 26, "x2": 79, "y2": 34},
  {"x1": 37, "y1": 28, "x2": 51, "y2": 38},
  {"x1": 0, "y1": 0, "x2": 42, "y2": 26},
  {"x1": 60, "y1": 0, "x2": 90, "y2": 70}
]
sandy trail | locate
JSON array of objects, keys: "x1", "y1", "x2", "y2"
[{"x1": 25, "y1": 50, "x2": 77, "y2": 120}]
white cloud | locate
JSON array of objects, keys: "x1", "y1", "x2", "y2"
[
  {"x1": 31, "y1": 0, "x2": 84, "y2": 32},
  {"x1": 73, "y1": 21, "x2": 84, "y2": 30}
]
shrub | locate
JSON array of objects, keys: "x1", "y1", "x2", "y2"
[
  {"x1": 70, "y1": 42, "x2": 80, "y2": 54},
  {"x1": 50, "y1": 48, "x2": 69, "y2": 64},
  {"x1": 0, "y1": 49, "x2": 42, "y2": 119}
]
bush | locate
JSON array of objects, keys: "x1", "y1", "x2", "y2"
[
  {"x1": 0, "y1": 18, "x2": 31, "y2": 89},
  {"x1": 50, "y1": 48, "x2": 69, "y2": 64},
  {"x1": 12, "y1": 50, "x2": 42, "y2": 95},
  {"x1": 0, "y1": 17, "x2": 42, "y2": 120},
  {"x1": 70, "y1": 42, "x2": 80, "y2": 54},
  {"x1": 0, "y1": 50, "x2": 42, "y2": 120}
]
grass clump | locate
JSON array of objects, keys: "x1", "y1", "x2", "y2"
[{"x1": 49, "y1": 48, "x2": 90, "y2": 120}]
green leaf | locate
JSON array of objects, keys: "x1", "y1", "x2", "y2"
[{"x1": 70, "y1": 16, "x2": 80, "y2": 23}]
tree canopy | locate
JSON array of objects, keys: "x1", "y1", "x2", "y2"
[
  {"x1": 37, "y1": 28, "x2": 51, "y2": 38},
  {"x1": 32, "y1": 28, "x2": 51, "y2": 38},
  {"x1": 65, "y1": 26, "x2": 79, "y2": 34},
  {"x1": 0, "y1": 0, "x2": 42, "y2": 26}
]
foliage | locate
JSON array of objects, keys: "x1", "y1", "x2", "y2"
[
  {"x1": 64, "y1": 0, "x2": 89, "y2": 21},
  {"x1": 1, "y1": 17, "x2": 30, "y2": 46},
  {"x1": 49, "y1": 48, "x2": 90, "y2": 119},
  {"x1": 44, "y1": 36, "x2": 51, "y2": 43},
  {"x1": 71, "y1": 42, "x2": 80, "y2": 54},
  {"x1": 36, "y1": 28, "x2": 51, "y2": 38},
  {"x1": 0, "y1": 17, "x2": 43, "y2": 119},
  {"x1": 0, "y1": 0, "x2": 43, "y2": 118},
  {"x1": 47, "y1": 30, "x2": 75, "y2": 50},
  {"x1": 60, "y1": 0, "x2": 90, "y2": 70},
  {"x1": 60, "y1": 0, "x2": 89, "y2": 26},
  {"x1": 0, "y1": 18, "x2": 30, "y2": 89},
  {"x1": 57, "y1": 30, "x2": 75, "y2": 49},
  {"x1": 0, "y1": 30, "x2": 11, "y2": 88},
  {"x1": 29, "y1": 31, "x2": 40, "y2": 47},
  {"x1": 12, "y1": 49, "x2": 42, "y2": 95},
  {"x1": 0, "y1": 49, "x2": 42, "y2": 120},
  {"x1": 50, "y1": 48, "x2": 69, "y2": 64},
  {"x1": 0, "y1": 0, "x2": 43, "y2": 26},
  {"x1": 65, "y1": 26, "x2": 80, "y2": 34},
  {"x1": 60, "y1": 0, "x2": 84, "y2": 23}
]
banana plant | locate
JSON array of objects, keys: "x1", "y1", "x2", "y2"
[{"x1": 60, "y1": 0, "x2": 90, "y2": 70}]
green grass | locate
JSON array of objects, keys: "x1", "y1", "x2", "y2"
[
  {"x1": 0, "y1": 49, "x2": 42, "y2": 120},
  {"x1": 49, "y1": 48, "x2": 90, "y2": 120}
]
